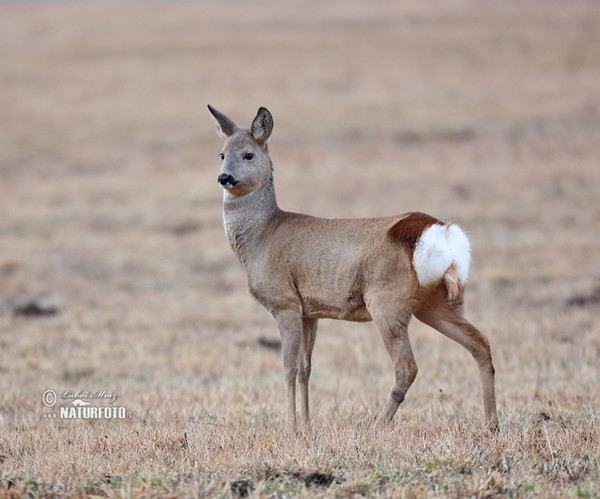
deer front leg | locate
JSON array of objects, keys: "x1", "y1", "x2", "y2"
[
  {"x1": 298, "y1": 318, "x2": 318, "y2": 428},
  {"x1": 274, "y1": 308, "x2": 303, "y2": 432}
]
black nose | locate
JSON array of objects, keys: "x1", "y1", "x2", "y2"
[{"x1": 217, "y1": 173, "x2": 237, "y2": 186}]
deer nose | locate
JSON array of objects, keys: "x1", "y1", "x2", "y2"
[{"x1": 217, "y1": 173, "x2": 237, "y2": 187}]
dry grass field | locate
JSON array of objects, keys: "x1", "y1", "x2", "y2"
[{"x1": 1, "y1": 0, "x2": 599, "y2": 496}]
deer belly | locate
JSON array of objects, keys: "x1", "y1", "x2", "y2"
[{"x1": 299, "y1": 289, "x2": 372, "y2": 322}]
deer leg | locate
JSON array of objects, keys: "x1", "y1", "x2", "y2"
[
  {"x1": 275, "y1": 309, "x2": 303, "y2": 432},
  {"x1": 369, "y1": 303, "x2": 417, "y2": 430},
  {"x1": 415, "y1": 302, "x2": 499, "y2": 431},
  {"x1": 298, "y1": 318, "x2": 318, "y2": 427}
]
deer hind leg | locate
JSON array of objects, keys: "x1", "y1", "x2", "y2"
[
  {"x1": 369, "y1": 301, "x2": 418, "y2": 430},
  {"x1": 298, "y1": 318, "x2": 318, "y2": 428},
  {"x1": 275, "y1": 308, "x2": 303, "y2": 432},
  {"x1": 415, "y1": 293, "x2": 499, "y2": 430}
]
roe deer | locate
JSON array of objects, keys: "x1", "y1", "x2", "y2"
[{"x1": 208, "y1": 105, "x2": 498, "y2": 432}]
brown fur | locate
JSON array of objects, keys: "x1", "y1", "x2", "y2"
[
  {"x1": 442, "y1": 263, "x2": 462, "y2": 301},
  {"x1": 387, "y1": 212, "x2": 443, "y2": 251}
]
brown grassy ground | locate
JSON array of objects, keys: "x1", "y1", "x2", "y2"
[{"x1": 1, "y1": 0, "x2": 599, "y2": 497}]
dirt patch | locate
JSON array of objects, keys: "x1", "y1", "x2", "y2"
[{"x1": 566, "y1": 287, "x2": 600, "y2": 308}]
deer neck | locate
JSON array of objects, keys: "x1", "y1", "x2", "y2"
[{"x1": 222, "y1": 175, "x2": 280, "y2": 265}]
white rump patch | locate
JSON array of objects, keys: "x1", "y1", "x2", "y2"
[{"x1": 413, "y1": 223, "x2": 471, "y2": 286}]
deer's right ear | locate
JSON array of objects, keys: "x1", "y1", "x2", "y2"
[{"x1": 207, "y1": 105, "x2": 238, "y2": 140}]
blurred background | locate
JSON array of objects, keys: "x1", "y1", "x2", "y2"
[{"x1": 1, "y1": 0, "x2": 599, "y2": 441}]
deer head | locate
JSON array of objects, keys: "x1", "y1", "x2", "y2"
[{"x1": 208, "y1": 105, "x2": 274, "y2": 196}]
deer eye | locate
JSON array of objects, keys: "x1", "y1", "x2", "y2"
[
  {"x1": 243, "y1": 153, "x2": 254, "y2": 161},
  {"x1": 219, "y1": 153, "x2": 225, "y2": 160}
]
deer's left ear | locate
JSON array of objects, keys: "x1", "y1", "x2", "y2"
[
  {"x1": 208, "y1": 105, "x2": 239, "y2": 140},
  {"x1": 251, "y1": 107, "x2": 273, "y2": 144}
]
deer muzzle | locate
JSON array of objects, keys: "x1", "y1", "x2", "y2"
[{"x1": 217, "y1": 173, "x2": 238, "y2": 187}]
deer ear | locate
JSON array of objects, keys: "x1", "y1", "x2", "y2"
[
  {"x1": 251, "y1": 107, "x2": 273, "y2": 144},
  {"x1": 207, "y1": 105, "x2": 238, "y2": 140}
]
